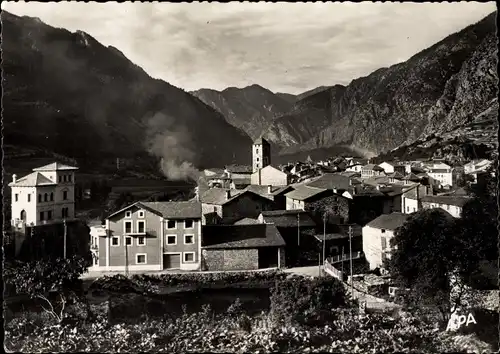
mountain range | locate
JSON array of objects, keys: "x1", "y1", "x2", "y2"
[
  {"x1": 2, "y1": 11, "x2": 252, "y2": 172},
  {"x1": 3, "y1": 10, "x2": 497, "y2": 173},
  {"x1": 196, "y1": 12, "x2": 498, "y2": 160}
]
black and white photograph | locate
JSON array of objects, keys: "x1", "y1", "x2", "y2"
[{"x1": 2, "y1": 1, "x2": 498, "y2": 352}]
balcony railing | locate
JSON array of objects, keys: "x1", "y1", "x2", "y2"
[{"x1": 328, "y1": 251, "x2": 363, "y2": 264}]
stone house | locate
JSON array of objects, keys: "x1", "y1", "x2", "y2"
[
  {"x1": 362, "y1": 213, "x2": 410, "y2": 270},
  {"x1": 199, "y1": 188, "x2": 276, "y2": 225},
  {"x1": 201, "y1": 223, "x2": 286, "y2": 271},
  {"x1": 250, "y1": 165, "x2": 291, "y2": 186},
  {"x1": 244, "y1": 184, "x2": 294, "y2": 210},
  {"x1": 401, "y1": 183, "x2": 433, "y2": 214},
  {"x1": 95, "y1": 201, "x2": 203, "y2": 272}
]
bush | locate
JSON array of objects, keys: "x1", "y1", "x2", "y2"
[{"x1": 270, "y1": 275, "x2": 348, "y2": 326}]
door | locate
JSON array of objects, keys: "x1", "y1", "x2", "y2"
[
  {"x1": 20, "y1": 210, "x2": 26, "y2": 222},
  {"x1": 163, "y1": 254, "x2": 181, "y2": 269}
]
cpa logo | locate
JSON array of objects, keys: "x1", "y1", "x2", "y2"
[{"x1": 446, "y1": 312, "x2": 477, "y2": 332}]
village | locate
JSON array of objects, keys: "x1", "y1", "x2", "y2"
[{"x1": 7, "y1": 137, "x2": 496, "y2": 305}]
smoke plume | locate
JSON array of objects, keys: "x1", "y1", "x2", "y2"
[
  {"x1": 145, "y1": 112, "x2": 201, "y2": 181},
  {"x1": 343, "y1": 144, "x2": 377, "y2": 159}
]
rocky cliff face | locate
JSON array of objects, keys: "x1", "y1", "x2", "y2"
[
  {"x1": 2, "y1": 11, "x2": 252, "y2": 169},
  {"x1": 191, "y1": 84, "x2": 293, "y2": 140},
  {"x1": 263, "y1": 12, "x2": 497, "y2": 157}
]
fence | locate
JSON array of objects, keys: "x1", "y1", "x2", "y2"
[
  {"x1": 328, "y1": 251, "x2": 363, "y2": 264},
  {"x1": 323, "y1": 259, "x2": 343, "y2": 280}
]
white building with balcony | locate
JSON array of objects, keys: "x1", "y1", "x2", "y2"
[{"x1": 9, "y1": 162, "x2": 79, "y2": 229}]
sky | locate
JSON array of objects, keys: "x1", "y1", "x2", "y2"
[{"x1": 2, "y1": 2, "x2": 497, "y2": 94}]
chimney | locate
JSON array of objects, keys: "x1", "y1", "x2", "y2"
[
  {"x1": 195, "y1": 186, "x2": 200, "y2": 201},
  {"x1": 225, "y1": 190, "x2": 231, "y2": 200},
  {"x1": 12, "y1": 174, "x2": 17, "y2": 183},
  {"x1": 267, "y1": 185, "x2": 272, "y2": 194},
  {"x1": 376, "y1": 185, "x2": 380, "y2": 191}
]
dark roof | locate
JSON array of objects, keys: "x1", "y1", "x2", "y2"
[
  {"x1": 350, "y1": 184, "x2": 385, "y2": 197},
  {"x1": 386, "y1": 171, "x2": 405, "y2": 179},
  {"x1": 232, "y1": 176, "x2": 252, "y2": 186},
  {"x1": 404, "y1": 172, "x2": 421, "y2": 181},
  {"x1": 421, "y1": 195, "x2": 472, "y2": 207},
  {"x1": 200, "y1": 188, "x2": 268, "y2": 205},
  {"x1": 244, "y1": 185, "x2": 293, "y2": 200},
  {"x1": 429, "y1": 169, "x2": 451, "y2": 173},
  {"x1": 253, "y1": 137, "x2": 270, "y2": 145},
  {"x1": 306, "y1": 173, "x2": 352, "y2": 190},
  {"x1": 225, "y1": 164, "x2": 253, "y2": 174},
  {"x1": 260, "y1": 210, "x2": 316, "y2": 228},
  {"x1": 107, "y1": 201, "x2": 202, "y2": 219},
  {"x1": 365, "y1": 213, "x2": 409, "y2": 230},
  {"x1": 233, "y1": 218, "x2": 260, "y2": 225},
  {"x1": 378, "y1": 185, "x2": 406, "y2": 197},
  {"x1": 439, "y1": 188, "x2": 469, "y2": 196},
  {"x1": 139, "y1": 201, "x2": 202, "y2": 219},
  {"x1": 314, "y1": 233, "x2": 347, "y2": 241},
  {"x1": 285, "y1": 185, "x2": 330, "y2": 201},
  {"x1": 202, "y1": 224, "x2": 285, "y2": 249},
  {"x1": 362, "y1": 164, "x2": 384, "y2": 171}
]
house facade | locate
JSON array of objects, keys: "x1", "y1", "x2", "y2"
[
  {"x1": 9, "y1": 162, "x2": 79, "y2": 229},
  {"x1": 250, "y1": 165, "x2": 290, "y2": 186},
  {"x1": 421, "y1": 196, "x2": 471, "y2": 218},
  {"x1": 244, "y1": 184, "x2": 293, "y2": 210},
  {"x1": 361, "y1": 164, "x2": 385, "y2": 179},
  {"x1": 201, "y1": 224, "x2": 286, "y2": 271},
  {"x1": 424, "y1": 162, "x2": 454, "y2": 187},
  {"x1": 200, "y1": 189, "x2": 276, "y2": 225},
  {"x1": 94, "y1": 201, "x2": 202, "y2": 272},
  {"x1": 362, "y1": 213, "x2": 409, "y2": 270}
]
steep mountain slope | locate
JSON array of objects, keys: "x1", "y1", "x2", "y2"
[
  {"x1": 190, "y1": 84, "x2": 293, "y2": 140},
  {"x1": 275, "y1": 92, "x2": 297, "y2": 104},
  {"x1": 296, "y1": 86, "x2": 332, "y2": 101},
  {"x1": 2, "y1": 11, "x2": 252, "y2": 170},
  {"x1": 263, "y1": 12, "x2": 497, "y2": 157}
]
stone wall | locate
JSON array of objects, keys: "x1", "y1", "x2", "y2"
[{"x1": 203, "y1": 248, "x2": 259, "y2": 271}]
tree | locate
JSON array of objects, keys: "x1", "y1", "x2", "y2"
[
  {"x1": 455, "y1": 172, "x2": 474, "y2": 188},
  {"x1": 386, "y1": 208, "x2": 459, "y2": 322},
  {"x1": 5, "y1": 256, "x2": 88, "y2": 323}
]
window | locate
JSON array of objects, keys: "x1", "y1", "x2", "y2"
[
  {"x1": 44, "y1": 193, "x2": 48, "y2": 202},
  {"x1": 40, "y1": 211, "x2": 45, "y2": 221},
  {"x1": 47, "y1": 210, "x2": 52, "y2": 220},
  {"x1": 111, "y1": 236, "x2": 120, "y2": 246},
  {"x1": 167, "y1": 220, "x2": 176, "y2": 229},
  {"x1": 166, "y1": 235, "x2": 177, "y2": 245},
  {"x1": 183, "y1": 252, "x2": 195, "y2": 263},
  {"x1": 413, "y1": 207, "x2": 416, "y2": 212},
  {"x1": 63, "y1": 191, "x2": 68, "y2": 200},
  {"x1": 381, "y1": 237, "x2": 387, "y2": 250},
  {"x1": 136, "y1": 254, "x2": 147, "y2": 264},
  {"x1": 138, "y1": 210, "x2": 145, "y2": 218},
  {"x1": 257, "y1": 157, "x2": 259, "y2": 162},
  {"x1": 381, "y1": 229, "x2": 386, "y2": 233},
  {"x1": 124, "y1": 221, "x2": 132, "y2": 234},
  {"x1": 184, "y1": 220, "x2": 194, "y2": 229},
  {"x1": 125, "y1": 236, "x2": 132, "y2": 246},
  {"x1": 50, "y1": 192, "x2": 54, "y2": 201},
  {"x1": 184, "y1": 235, "x2": 194, "y2": 244},
  {"x1": 137, "y1": 221, "x2": 145, "y2": 234},
  {"x1": 406, "y1": 206, "x2": 409, "y2": 212},
  {"x1": 125, "y1": 211, "x2": 132, "y2": 218},
  {"x1": 137, "y1": 236, "x2": 146, "y2": 246},
  {"x1": 68, "y1": 174, "x2": 72, "y2": 182},
  {"x1": 38, "y1": 194, "x2": 42, "y2": 203},
  {"x1": 28, "y1": 194, "x2": 31, "y2": 202},
  {"x1": 59, "y1": 176, "x2": 62, "y2": 183},
  {"x1": 15, "y1": 194, "x2": 18, "y2": 202}
]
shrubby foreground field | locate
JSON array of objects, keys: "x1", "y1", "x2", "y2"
[{"x1": 4, "y1": 267, "x2": 494, "y2": 353}]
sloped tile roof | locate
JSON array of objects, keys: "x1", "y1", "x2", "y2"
[
  {"x1": 200, "y1": 188, "x2": 266, "y2": 205},
  {"x1": 285, "y1": 185, "x2": 329, "y2": 201},
  {"x1": 225, "y1": 164, "x2": 253, "y2": 174},
  {"x1": 140, "y1": 201, "x2": 202, "y2": 219},
  {"x1": 421, "y1": 195, "x2": 472, "y2": 207},
  {"x1": 365, "y1": 213, "x2": 409, "y2": 231},
  {"x1": 244, "y1": 184, "x2": 293, "y2": 199},
  {"x1": 202, "y1": 223, "x2": 285, "y2": 249},
  {"x1": 233, "y1": 218, "x2": 260, "y2": 225},
  {"x1": 260, "y1": 209, "x2": 317, "y2": 228},
  {"x1": 306, "y1": 173, "x2": 352, "y2": 190},
  {"x1": 362, "y1": 164, "x2": 384, "y2": 171},
  {"x1": 9, "y1": 172, "x2": 56, "y2": 187},
  {"x1": 32, "y1": 162, "x2": 78, "y2": 171}
]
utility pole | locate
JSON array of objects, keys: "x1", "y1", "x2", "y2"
[
  {"x1": 63, "y1": 219, "x2": 67, "y2": 259},
  {"x1": 322, "y1": 212, "x2": 326, "y2": 270},
  {"x1": 349, "y1": 225, "x2": 354, "y2": 298},
  {"x1": 125, "y1": 238, "x2": 129, "y2": 277},
  {"x1": 341, "y1": 245, "x2": 344, "y2": 277},
  {"x1": 297, "y1": 213, "x2": 300, "y2": 247}
]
